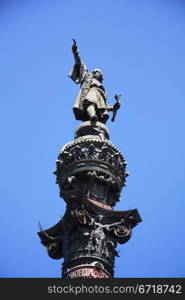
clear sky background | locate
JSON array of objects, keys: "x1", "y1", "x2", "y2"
[{"x1": 0, "y1": 0, "x2": 185, "y2": 278}]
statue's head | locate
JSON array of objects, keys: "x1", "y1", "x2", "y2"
[{"x1": 92, "y1": 69, "x2": 104, "y2": 82}]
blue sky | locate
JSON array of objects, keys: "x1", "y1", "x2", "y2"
[{"x1": 0, "y1": 0, "x2": 185, "y2": 277}]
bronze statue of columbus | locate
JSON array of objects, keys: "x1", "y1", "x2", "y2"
[{"x1": 68, "y1": 39, "x2": 121, "y2": 123}]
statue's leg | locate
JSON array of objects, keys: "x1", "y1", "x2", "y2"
[
  {"x1": 100, "y1": 110, "x2": 109, "y2": 124},
  {"x1": 87, "y1": 104, "x2": 98, "y2": 121}
]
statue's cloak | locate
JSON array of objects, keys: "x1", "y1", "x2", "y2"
[{"x1": 68, "y1": 61, "x2": 107, "y2": 121}]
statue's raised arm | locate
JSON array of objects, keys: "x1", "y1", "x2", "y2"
[
  {"x1": 71, "y1": 39, "x2": 81, "y2": 66},
  {"x1": 68, "y1": 39, "x2": 88, "y2": 84}
]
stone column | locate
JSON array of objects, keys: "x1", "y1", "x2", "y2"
[{"x1": 38, "y1": 121, "x2": 141, "y2": 278}]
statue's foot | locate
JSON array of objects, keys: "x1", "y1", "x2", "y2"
[{"x1": 101, "y1": 114, "x2": 109, "y2": 124}]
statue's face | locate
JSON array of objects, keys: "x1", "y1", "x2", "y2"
[{"x1": 92, "y1": 69, "x2": 103, "y2": 82}]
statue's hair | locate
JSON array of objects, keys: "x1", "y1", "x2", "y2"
[{"x1": 92, "y1": 69, "x2": 104, "y2": 80}]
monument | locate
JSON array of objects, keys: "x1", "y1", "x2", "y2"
[{"x1": 38, "y1": 40, "x2": 142, "y2": 278}]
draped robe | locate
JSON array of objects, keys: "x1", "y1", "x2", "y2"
[{"x1": 68, "y1": 61, "x2": 107, "y2": 121}]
